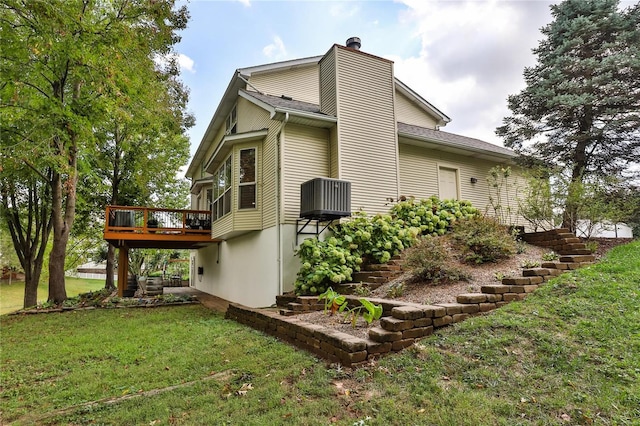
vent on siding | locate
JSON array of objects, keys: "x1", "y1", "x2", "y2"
[{"x1": 300, "y1": 178, "x2": 351, "y2": 220}]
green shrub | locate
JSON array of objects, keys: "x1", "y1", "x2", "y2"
[
  {"x1": 403, "y1": 236, "x2": 470, "y2": 283},
  {"x1": 391, "y1": 196, "x2": 480, "y2": 236},
  {"x1": 294, "y1": 197, "x2": 481, "y2": 295},
  {"x1": 451, "y1": 216, "x2": 517, "y2": 264},
  {"x1": 334, "y1": 211, "x2": 419, "y2": 264},
  {"x1": 293, "y1": 237, "x2": 361, "y2": 295}
]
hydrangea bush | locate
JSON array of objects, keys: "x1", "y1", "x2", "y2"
[{"x1": 294, "y1": 197, "x2": 481, "y2": 295}]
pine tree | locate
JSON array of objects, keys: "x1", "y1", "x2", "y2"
[{"x1": 497, "y1": 0, "x2": 640, "y2": 230}]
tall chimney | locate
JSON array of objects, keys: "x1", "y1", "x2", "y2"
[{"x1": 346, "y1": 37, "x2": 361, "y2": 50}]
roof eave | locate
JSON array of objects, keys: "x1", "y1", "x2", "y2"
[
  {"x1": 186, "y1": 71, "x2": 245, "y2": 178},
  {"x1": 398, "y1": 131, "x2": 516, "y2": 161},
  {"x1": 395, "y1": 79, "x2": 451, "y2": 128}
]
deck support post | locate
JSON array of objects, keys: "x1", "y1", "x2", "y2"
[{"x1": 118, "y1": 246, "x2": 129, "y2": 297}]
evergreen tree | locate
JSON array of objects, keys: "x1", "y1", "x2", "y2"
[{"x1": 497, "y1": 0, "x2": 640, "y2": 230}]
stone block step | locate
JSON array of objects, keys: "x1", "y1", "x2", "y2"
[
  {"x1": 522, "y1": 268, "x2": 552, "y2": 277},
  {"x1": 560, "y1": 249, "x2": 593, "y2": 255},
  {"x1": 559, "y1": 254, "x2": 596, "y2": 263}
]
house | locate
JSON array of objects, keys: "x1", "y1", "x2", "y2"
[{"x1": 185, "y1": 38, "x2": 518, "y2": 307}]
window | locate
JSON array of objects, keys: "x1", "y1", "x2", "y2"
[
  {"x1": 226, "y1": 104, "x2": 237, "y2": 135},
  {"x1": 212, "y1": 156, "x2": 232, "y2": 221},
  {"x1": 205, "y1": 188, "x2": 212, "y2": 211},
  {"x1": 239, "y1": 148, "x2": 256, "y2": 209}
]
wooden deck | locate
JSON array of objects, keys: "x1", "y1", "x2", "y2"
[
  {"x1": 104, "y1": 205, "x2": 220, "y2": 297},
  {"x1": 104, "y1": 205, "x2": 220, "y2": 249}
]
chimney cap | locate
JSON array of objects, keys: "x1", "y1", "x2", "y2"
[{"x1": 346, "y1": 37, "x2": 361, "y2": 50}]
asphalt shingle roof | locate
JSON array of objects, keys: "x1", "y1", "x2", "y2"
[
  {"x1": 241, "y1": 90, "x2": 325, "y2": 114},
  {"x1": 397, "y1": 122, "x2": 515, "y2": 157},
  {"x1": 242, "y1": 90, "x2": 515, "y2": 158}
]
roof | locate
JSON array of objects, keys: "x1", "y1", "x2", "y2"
[
  {"x1": 240, "y1": 90, "x2": 323, "y2": 114},
  {"x1": 397, "y1": 122, "x2": 516, "y2": 159},
  {"x1": 238, "y1": 90, "x2": 337, "y2": 129}
]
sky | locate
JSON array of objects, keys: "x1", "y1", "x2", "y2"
[{"x1": 174, "y1": 0, "x2": 562, "y2": 161}]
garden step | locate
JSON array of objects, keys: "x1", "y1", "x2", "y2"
[
  {"x1": 481, "y1": 284, "x2": 511, "y2": 294},
  {"x1": 562, "y1": 237, "x2": 582, "y2": 244},
  {"x1": 522, "y1": 268, "x2": 552, "y2": 277},
  {"x1": 365, "y1": 264, "x2": 402, "y2": 272},
  {"x1": 279, "y1": 309, "x2": 296, "y2": 316},
  {"x1": 335, "y1": 282, "x2": 383, "y2": 294},
  {"x1": 561, "y1": 248, "x2": 593, "y2": 255},
  {"x1": 559, "y1": 254, "x2": 596, "y2": 263},
  {"x1": 276, "y1": 294, "x2": 298, "y2": 308}
]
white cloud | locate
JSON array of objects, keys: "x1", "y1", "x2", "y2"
[
  {"x1": 235, "y1": 0, "x2": 251, "y2": 7},
  {"x1": 176, "y1": 53, "x2": 195, "y2": 73},
  {"x1": 329, "y1": 3, "x2": 360, "y2": 18},
  {"x1": 154, "y1": 52, "x2": 196, "y2": 74},
  {"x1": 393, "y1": 0, "x2": 553, "y2": 145},
  {"x1": 262, "y1": 36, "x2": 287, "y2": 60}
]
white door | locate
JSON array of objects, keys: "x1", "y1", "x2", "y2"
[{"x1": 438, "y1": 167, "x2": 459, "y2": 200}]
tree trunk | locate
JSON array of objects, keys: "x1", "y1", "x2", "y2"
[
  {"x1": 48, "y1": 170, "x2": 70, "y2": 303},
  {"x1": 562, "y1": 110, "x2": 592, "y2": 232},
  {"x1": 105, "y1": 244, "x2": 116, "y2": 290}
]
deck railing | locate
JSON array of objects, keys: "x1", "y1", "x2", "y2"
[{"x1": 105, "y1": 205, "x2": 211, "y2": 235}]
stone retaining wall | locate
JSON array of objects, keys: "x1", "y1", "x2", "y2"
[{"x1": 226, "y1": 229, "x2": 596, "y2": 366}]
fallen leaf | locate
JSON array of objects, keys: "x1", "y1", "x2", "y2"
[
  {"x1": 417, "y1": 408, "x2": 426, "y2": 413},
  {"x1": 560, "y1": 414, "x2": 571, "y2": 422},
  {"x1": 441, "y1": 376, "x2": 451, "y2": 381},
  {"x1": 520, "y1": 397, "x2": 528, "y2": 403}
]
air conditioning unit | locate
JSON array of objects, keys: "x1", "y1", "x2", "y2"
[{"x1": 300, "y1": 178, "x2": 351, "y2": 220}]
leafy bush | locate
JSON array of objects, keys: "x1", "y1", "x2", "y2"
[
  {"x1": 294, "y1": 237, "x2": 361, "y2": 295},
  {"x1": 451, "y1": 216, "x2": 517, "y2": 264},
  {"x1": 403, "y1": 235, "x2": 470, "y2": 284},
  {"x1": 391, "y1": 196, "x2": 480, "y2": 236},
  {"x1": 294, "y1": 197, "x2": 481, "y2": 295},
  {"x1": 542, "y1": 251, "x2": 560, "y2": 261},
  {"x1": 334, "y1": 211, "x2": 419, "y2": 264}
]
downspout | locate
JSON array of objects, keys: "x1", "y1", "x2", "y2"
[{"x1": 276, "y1": 112, "x2": 290, "y2": 297}]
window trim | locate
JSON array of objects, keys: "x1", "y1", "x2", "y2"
[
  {"x1": 238, "y1": 147, "x2": 257, "y2": 210},
  {"x1": 212, "y1": 155, "x2": 232, "y2": 221},
  {"x1": 225, "y1": 104, "x2": 237, "y2": 135}
]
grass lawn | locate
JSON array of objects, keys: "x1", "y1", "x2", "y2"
[
  {"x1": 1, "y1": 241, "x2": 638, "y2": 425},
  {"x1": 0, "y1": 277, "x2": 105, "y2": 315}
]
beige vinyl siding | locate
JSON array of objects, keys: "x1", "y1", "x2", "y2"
[
  {"x1": 261, "y1": 121, "x2": 281, "y2": 229},
  {"x1": 237, "y1": 97, "x2": 271, "y2": 133},
  {"x1": 398, "y1": 141, "x2": 524, "y2": 225},
  {"x1": 398, "y1": 144, "x2": 439, "y2": 198},
  {"x1": 319, "y1": 48, "x2": 337, "y2": 116},
  {"x1": 329, "y1": 125, "x2": 339, "y2": 179},
  {"x1": 395, "y1": 91, "x2": 438, "y2": 129},
  {"x1": 281, "y1": 124, "x2": 330, "y2": 223},
  {"x1": 232, "y1": 142, "x2": 262, "y2": 231},
  {"x1": 248, "y1": 65, "x2": 319, "y2": 104},
  {"x1": 333, "y1": 46, "x2": 399, "y2": 215},
  {"x1": 212, "y1": 213, "x2": 233, "y2": 239}
]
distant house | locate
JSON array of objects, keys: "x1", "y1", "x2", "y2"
[{"x1": 185, "y1": 38, "x2": 518, "y2": 307}]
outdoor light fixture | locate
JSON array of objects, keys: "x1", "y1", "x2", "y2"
[{"x1": 470, "y1": 177, "x2": 478, "y2": 184}]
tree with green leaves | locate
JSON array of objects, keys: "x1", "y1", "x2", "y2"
[
  {"x1": 0, "y1": 165, "x2": 52, "y2": 306},
  {"x1": 497, "y1": 0, "x2": 640, "y2": 231},
  {"x1": 1, "y1": 0, "x2": 189, "y2": 304}
]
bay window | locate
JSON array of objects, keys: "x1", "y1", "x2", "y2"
[
  {"x1": 239, "y1": 148, "x2": 256, "y2": 209},
  {"x1": 212, "y1": 156, "x2": 232, "y2": 220}
]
